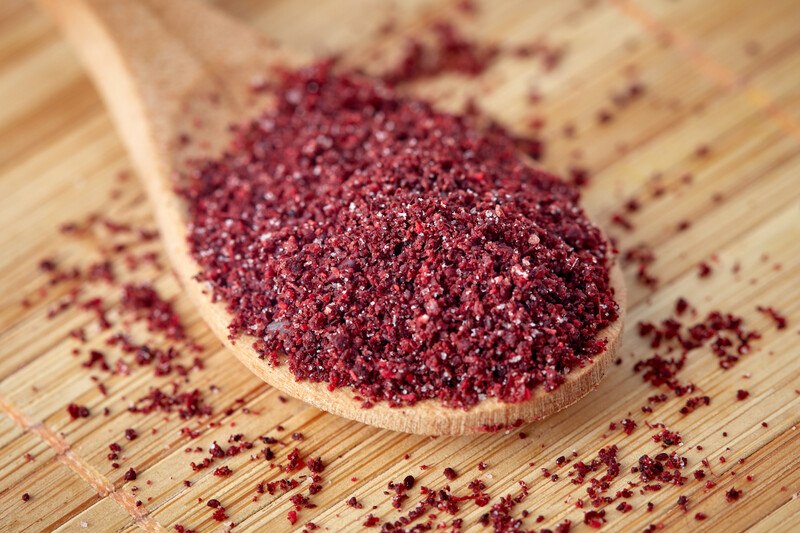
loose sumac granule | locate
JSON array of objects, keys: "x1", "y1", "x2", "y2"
[
  {"x1": 652, "y1": 428, "x2": 682, "y2": 447},
  {"x1": 182, "y1": 62, "x2": 618, "y2": 408},
  {"x1": 213, "y1": 466, "x2": 233, "y2": 477},
  {"x1": 677, "y1": 495, "x2": 689, "y2": 512},
  {"x1": 346, "y1": 496, "x2": 363, "y2": 509},
  {"x1": 66, "y1": 403, "x2": 90, "y2": 420},
  {"x1": 756, "y1": 306, "x2": 787, "y2": 329},
  {"x1": 736, "y1": 389, "x2": 750, "y2": 401},
  {"x1": 725, "y1": 488, "x2": 742, "y2": 502}
]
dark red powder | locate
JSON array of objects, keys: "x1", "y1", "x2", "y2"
[
  {"x1": 584, "y1": 509, "x2": 606, "y2": 528},
  {"x1": 725, "y1": 487, "x2": 742, "y2": 502},
  {"x1": 346, "y1": 496, "x2": 363, "y2": 509},
  {"x1": 677, "y1": 495, "x2": 689, "y2": 512},
  {"x1": 756, "y1": 306, "x2": 787, "y2": 329},
  {"x1": 680, "y1": 396, "x2": 711, "y2": 415},
  {"x1": 652, "y1": 428, "x2": 683, "y2": 447},
  {"x1": 622, "y1": 244, "x2": 658, "y2": 289},
  {"x1": 616, "y1": 502, "x2": 632, "y2": 513},
  {"x1": 66, "y1": 403, "x2": 90, "y2": 420},
  {"x1": 120, "y1": 283, "x2": 185, "y2": 340},
  {"x1": 633, "y1": 452, "x2": 687, "y2": 486},
  {"x1": 736, "y1": 389, "x2": 749, "y2": 401},
  {"x1": 476, "y1": 482, "x2": 530, "y2": 531},
  {"x1": 635, "y1": 301, "x2": 761, "y2": 400},
  {"x1": 697, "y1": 262, "x2": 713, "y2": 278},
  {"x1": 443, "y1": 467, "x2": 459, "y2": 481},
  {"x1": 181, "y1": 63, "x2": 618, "y2": 408},
  {"x1": 568, "y1": 167, "x2": 591, "y2": 188},
  {"x1": 128, "y1": 384, "x2": 212, "y2": 420},
  {"x1": 556, "y1": 519, "x2": 572, "y2": 532},
  {"x1": 213, "y1": 466, "x2": 232, "y2": 477},
  {"x1": 381, "y1": 22, "x2": 500, "y2": 85},
  {"x1": 620, "y1": 418, "x2": 637, "y2": 435},
  {"x1": 610, "y1": 213, "x2": 634, "y2": 231}
]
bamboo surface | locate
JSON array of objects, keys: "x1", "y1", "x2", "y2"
[{"x1": 1, "y1": 0, "x2": 799, "y2": 532}]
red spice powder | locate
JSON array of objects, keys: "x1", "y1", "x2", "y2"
[
  {"x1": 584, "y1": 509, "x2": 606, "y2": 528},
  {"x1": 756, "y1": 306, "x2": 787, "y2": 329},
  {"x1": 634, "y1": 300, "x2": 761, "y2": 400},
  {"x1": 622, "y1": 244, "x2": 658, "y2": 289},
  {"x1": 443, "y1": 467, "x2": 459, "y2": 481},
  {"x1": 381, "y1": 22, "x2": 500, "y2": 85},
  {"x1": 725, "y1": 487, "x2": 742, "y2": 502},
  {"x1": 652, "y1": 428, "x2": 683, "y2": 447},
  {"x1": 379, "y1": 21, "x2": 564, "y2": 87},
  {"x1": 66, "y1": 403, "x2": 90, "y2": 420},
  {"x1": 181, "y1": 62, "x2": 618, "y2": 408},
  {"x1": 697, "y1": 261, "x2": 713, "y2": 278},
  {"x1": 736, "y1": 389, "x2": 750, "y2": 401},
  {"x1": 120, "y1": 283, "x2": 185, "y2": 340},
  {"x1": 633, "y1": 452, "x2": 687, "y2": 486}
]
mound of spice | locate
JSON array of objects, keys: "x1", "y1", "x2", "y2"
[{"x1": 181, "y1": 62, "x2": 618, "y2": 408}]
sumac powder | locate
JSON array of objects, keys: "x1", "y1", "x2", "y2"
[{"x1": 181, "y1": 62, "x2": 618, "y2": 408}]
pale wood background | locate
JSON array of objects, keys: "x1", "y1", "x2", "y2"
[{"x1": 1, "y1": 0, "x2": 799, "y2": 531}]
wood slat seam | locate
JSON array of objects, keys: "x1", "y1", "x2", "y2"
[{"x1": 0, "y1": 393, "x2": 165, "y2": 533}]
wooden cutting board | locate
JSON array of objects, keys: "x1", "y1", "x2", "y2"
[{"x1": 0, "y1": 0, "x2": 798, "y2": 531}]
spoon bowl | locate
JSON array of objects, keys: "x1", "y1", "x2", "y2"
[{"x1": 38, "y1": 0, "x2": 625, "y2": 435}]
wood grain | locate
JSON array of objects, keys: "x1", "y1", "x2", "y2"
[{"x1": 0, "y1": 0, "x2": 798, "y2": 531}]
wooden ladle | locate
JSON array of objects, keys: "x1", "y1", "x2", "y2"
[{"x1": 37, "y1": 0, "x2": 625, "y2": 435}]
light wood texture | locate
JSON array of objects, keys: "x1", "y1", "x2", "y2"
[
  {"x1": 1, "y1": 0, "x2": 799, "y2": 531},
  {"x1": 32, "y1": 0, "x2": 626, "y2": 436}
]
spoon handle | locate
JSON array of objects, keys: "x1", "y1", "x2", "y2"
[{"x1": 35, "y1": 0, "x2": 279, "y2": 187}]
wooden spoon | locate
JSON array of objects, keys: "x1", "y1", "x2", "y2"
[{"x1": 37, "y1": 0, "x2": 625, "y2": 435}]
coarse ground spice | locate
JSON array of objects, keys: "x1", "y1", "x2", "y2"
[
  {"x1": 378, "y1": 20, "x2": 564, "y2": 87},
  {"x1": 181, "y1": 62, "x2": 619, "y2": 408},
  {"x1": 756, "y1": 306, "x2": 787, "y2": 329},
  {"x1": 19, "y1": 162, "x2": 653, "y2": 532},
  {"x1": 27, "y1": 13, "x2": 789, "y2": 529},
  {"x1": 66, "y1": 403, "x2": 90, "y2": 420},
  {"x1": 633, "y1": 298, "x2": 762, "y2": 402},
  {"x1": 736, "y1": 389, "x2": 750, "y2": 401},
  {"x1": 380, "y1": 21, "x2": 500, "y2": 85}
]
